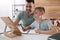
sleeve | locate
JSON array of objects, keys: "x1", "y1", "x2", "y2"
[
  {"x1": 16, "y1": 12, "x2": 23, "y2": 21},
  {"x1": 30, "y1": 21, "x2": 36, "y2": 28},
  {"x1": 30, "y1": 21, "x2": 39, "y2": 29},
  {"x1": 47, "y1": 20, "x2": 53, "y2": 30}
]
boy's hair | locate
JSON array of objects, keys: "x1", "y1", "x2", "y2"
[
  {"x1": 26, "y1": 0, "x2": 34, "y2": 3},
  {"x1": 35, "y1": 7, "x2": 45, "y2": 12}
]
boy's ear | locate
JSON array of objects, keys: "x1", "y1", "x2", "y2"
[{"x1": 41, "y1": 12, "x2": 44, "y2": 15}]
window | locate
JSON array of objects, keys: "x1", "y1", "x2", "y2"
[{"x1": 12, "y1": 4, "x2": 25, "y2": 20}]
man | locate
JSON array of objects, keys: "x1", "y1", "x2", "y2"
[
  {"x1": 25, "y1": 7, "x2": 58, "y2": 35},
  {"x1": 13, "y1": 0, "x2": 35, "y2": 31}
]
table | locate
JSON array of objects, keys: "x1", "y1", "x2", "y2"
[{"x1": 0, "y1": 33, "x2": 51, "y2": 40}]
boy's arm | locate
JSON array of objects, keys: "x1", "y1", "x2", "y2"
[
  {"x1": 23, "y1": 21, "x2": 36, "y2": 31},
  {"x1": 22, "y1": 26, "x2": 32, "y2": 31},
  {"x1": 35, "y1": 26, "x2": 57, "y2": 35}
]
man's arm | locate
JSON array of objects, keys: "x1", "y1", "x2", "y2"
[
  {"x1": 35, "y1": 26, "x2": 58, "y2": 35},
  {"x1": 13, "y1": 20, "x2": 20, "y2": 26},
  {"x1": 13, "y1": 12, "x2": 22, "y2": 26}
]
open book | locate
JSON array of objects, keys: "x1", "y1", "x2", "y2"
[{"x1": 0, "y1": 17, "x2": 22, "y2": 38}]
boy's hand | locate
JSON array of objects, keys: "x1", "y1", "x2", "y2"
[
  {"x1": 22, "y1": 26, "x2": 31, "y2": 31},
  {"x1": 22, "y1": 28, "x2": 26, "y2": 31},
  {"x1": 35, "y1": 29, "x2": 41, "y2": 34}
]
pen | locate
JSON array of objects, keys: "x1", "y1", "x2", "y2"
[{"x1": 20, "y1": 24, "x2": 25, "y2": 31}]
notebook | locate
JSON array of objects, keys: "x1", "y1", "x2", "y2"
[{"x1": 48, "y1": 33, "x2": 60, "y2": 40}]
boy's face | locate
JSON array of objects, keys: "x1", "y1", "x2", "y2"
[{"x1": 34, "y1": 9, "x2": 43, "y2": 20}]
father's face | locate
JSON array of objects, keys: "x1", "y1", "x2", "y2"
[{"x1": 26, "y1": 3, "x2": 34, "y2": 14}]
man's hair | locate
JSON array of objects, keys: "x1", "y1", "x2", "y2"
[
  {"x1": 35, "y1": 7, "x2": 45, "y2": 12},
  {"x1": 26, "y1": 0, "x2": 34, "y2": 3}
]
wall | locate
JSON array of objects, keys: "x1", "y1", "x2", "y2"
[
  {"x1": 0, "y1": 0, "x2": 14, "y2": 33},
  {"x1": 34, "y1": 0, "x2": 60, "y2": 19},
  {"x1": 0, "y1": 0, "x2": 25, "y2": 33}
]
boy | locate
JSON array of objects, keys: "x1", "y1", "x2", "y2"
[{"x1": 25, "y1": 7, "x2": 57, "y2": 35}]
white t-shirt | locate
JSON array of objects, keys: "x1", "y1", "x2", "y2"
[{"x1": 30, "y1": 19, "x2": 53, "y2": 31}]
